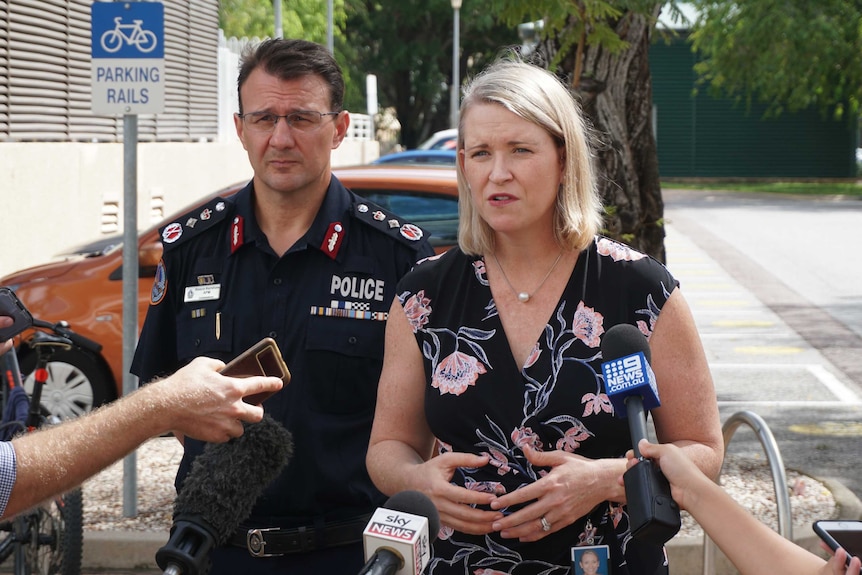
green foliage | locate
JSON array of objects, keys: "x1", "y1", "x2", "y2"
[
  {"x1": 342, "y1": 0, "x2": 516, "y2": 146},
  {"x1": 219, "y1": 0, "x2": 346, "y2": 40},
  {"x1": 485, "y1": 0, "x2": 659, "y2": 75},
  {"x1": 688, "y1": 0, "x2": 862, "y2": 120},
  {"x1": 662, "y1": 180, "x2": 862, "y2": 197},
  {"x1": 218, "y1": 1, "x2": 363, "y2": 110}
]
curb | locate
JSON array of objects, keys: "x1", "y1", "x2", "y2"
[
  {"x1": 81, "y1": 478, "x2": 862, "y2": 573},
  {"x1": 83, "y1": 529, "x2": 166, "y2": 573}
]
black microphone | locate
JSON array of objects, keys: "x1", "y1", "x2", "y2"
[
  {"x1": 600, "y1": 323, "x2": 680, "y2": 546},
  {"x1": 155, "y1": 414, "x2": 294, "y2": 575},
  {"x1": 359, "y1": 490, "x2": 441, "y2": 575}
]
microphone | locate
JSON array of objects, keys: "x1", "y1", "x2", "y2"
[
  {"x1": 359, "y1": 490, "x2": 441, "y2": 575},
  {"x1": 600, "y1": 323, "x2": 680, "y2": 546},
  {"x1": 155, "y1": 414, "x2": 294, "y2": 575}
]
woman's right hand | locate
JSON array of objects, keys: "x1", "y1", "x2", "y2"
[{"x1": 407, "y1": 451, "x2": 503, "y2": 535}]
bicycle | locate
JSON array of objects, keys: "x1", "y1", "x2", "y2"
[{"x1": 0, "y1": 318, "x2": 102, "y2": 575}]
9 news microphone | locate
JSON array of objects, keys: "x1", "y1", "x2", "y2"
[
  {"x1": 600, "y1": 323, "x2": 681, "y2": 546},
  {"x1": 358, "y1": 490, "x2": 441, "y2": 575},
  {"x1": 155, "y1": 414, "x2": 294, "y2": 575}
]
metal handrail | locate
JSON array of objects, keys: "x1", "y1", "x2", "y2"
[{"x1": 702, "y1": 410, "x2": 792, "y2": 574}]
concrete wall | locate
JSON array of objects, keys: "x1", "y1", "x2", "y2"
[{"x1": 0, "y1": 137, "x2": 378, "y2": 278}]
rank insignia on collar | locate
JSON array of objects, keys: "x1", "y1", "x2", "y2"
[
  {"x1": 231, "y1": 215, "x2": 244, "y2": 254},
  {"x1": 321, "y1": 221, "x2": 344, "y2": 259}
]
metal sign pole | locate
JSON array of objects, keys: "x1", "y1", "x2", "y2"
[
  {"x1": 92, "y1": 0, "x2": 165, "y2": 518},
  {"x1": 122, "y1": 113, "x2": 139, "y2": 518}
]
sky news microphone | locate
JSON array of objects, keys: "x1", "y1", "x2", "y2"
[
  {"x1": 358, "y1": 490, "x2": 441, "y2": 575},
  {"x1": 600, "y1": 323, "x2": 680, "y2": 546},
  {"x1": 155, "y1": 414, "x2": 294, "y2": 575}
]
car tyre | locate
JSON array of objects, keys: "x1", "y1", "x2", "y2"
[{"x1": 19, "y1": 349, "x2": 115, "y2": 420}]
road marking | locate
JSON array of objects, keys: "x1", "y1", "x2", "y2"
[
  {"x1": 712, "y1": 320, "x2": 775, "y2": 328},
  {"x1": 806, "y1": 364, "x2": 862, "y2": 404},
  {"x1": 733, "y1": 346, "x2": 803, "y2": 355},
  {"x1": 711, "y1": 363, "x2": 862, "y2": 405},
  {"x1": 787, "y1": 422, "x2": 862, "y2": 437}
]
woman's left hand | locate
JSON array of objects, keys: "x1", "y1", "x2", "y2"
[{"x1": 488, "y1": 445, "x2": 626, "y2": 542}]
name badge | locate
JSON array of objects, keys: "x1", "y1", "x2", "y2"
[{"x1": 184, "y1": 284, "x2": 221, "y2": 303}]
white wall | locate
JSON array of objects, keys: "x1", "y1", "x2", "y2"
[{"x1": 0, "y1": 137, "x2": 378, "y2": 278}]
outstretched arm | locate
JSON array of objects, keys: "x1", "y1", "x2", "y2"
[
  {"x1": 2, "y1": 356, "x2": 283, "y2": 519},
  {"x1": 629, "y1": 439, "x2": 861, "y2": 575}
]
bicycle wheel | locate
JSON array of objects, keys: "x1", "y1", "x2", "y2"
[
  {"x1": 16, "y1": 488, "x2": 83, "y2": 575},
  {"x1": 99, "y1": 30, "x2": 123, "y2": 53}
]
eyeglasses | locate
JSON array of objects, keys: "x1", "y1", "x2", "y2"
[{"x1": 237, "y1": 110, "x2": 340, "y2": 133}]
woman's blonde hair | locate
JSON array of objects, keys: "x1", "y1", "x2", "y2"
[{"x1": 456, "y1": 58, "x2": 603, "y2": 255}]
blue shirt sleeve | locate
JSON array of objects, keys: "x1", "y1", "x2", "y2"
[{"x1": 0, "y1": 441, "x2": 17, "y2": 517}]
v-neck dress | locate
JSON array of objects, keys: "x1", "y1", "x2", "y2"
[{"x1": 395, "y1": 236, "x2": 679, "y2": 575}]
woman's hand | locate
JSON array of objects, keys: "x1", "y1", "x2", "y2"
[
  {"x1": 404, "y1": 451, "x2": 502, "y2": 535},
  {"x1": 489, "y1": 445, "x2": 625, "y2": 542}
]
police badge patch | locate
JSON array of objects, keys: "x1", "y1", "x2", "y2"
[{"x1": 150, "y1": 259, "x2": 168, "y2": 305}]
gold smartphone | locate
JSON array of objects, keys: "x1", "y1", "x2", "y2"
[{"x1": 220, "y1": 337, "x2": 290, "y2": 403}]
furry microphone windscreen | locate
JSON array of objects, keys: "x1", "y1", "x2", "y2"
[{"x1": 173, "y1": 413, "x2": 294, "y2": 544}]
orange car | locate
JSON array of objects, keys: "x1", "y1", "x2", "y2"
[{"x1": 0, "y1": 165, "x2": 458, "y2": 417}]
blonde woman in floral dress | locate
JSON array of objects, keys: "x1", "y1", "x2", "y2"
[{"x1": 366, "y1": 57, "x2": 723, "y2": 575}]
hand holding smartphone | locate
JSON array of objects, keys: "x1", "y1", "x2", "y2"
[
  {"x1": 219, "y1": 337, "x2": 290, "y2": 404},
  {"x1": 0, "y1": 287, "x2": 34, "y2": 341},
  {"x1": 814, "y1": 519, "x2": 862, "y2": 568}
]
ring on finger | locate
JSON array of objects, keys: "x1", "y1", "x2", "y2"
[{"x1": 540, "y1": 515, "x2": 552, "y2": 532}]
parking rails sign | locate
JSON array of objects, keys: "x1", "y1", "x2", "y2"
[{"x1": 91, "y1": 2, "x2": 165, "y2": 115}]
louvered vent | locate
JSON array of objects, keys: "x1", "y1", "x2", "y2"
[{"x1": 0, "y1": 0, "x2": 218, "y2": 142}]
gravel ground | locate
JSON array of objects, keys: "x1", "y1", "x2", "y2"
[{"x1": 82, "y1": 437, "x2": 836, "y2": 537}]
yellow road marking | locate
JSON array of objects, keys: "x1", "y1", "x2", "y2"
[
  {"x1": 733, "y1": 346, "x2": 803, "y2": 355},
  {"x1": 789, "y1": 422, "x2": 862, "y2": 437}
]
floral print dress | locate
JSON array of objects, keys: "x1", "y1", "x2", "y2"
[{"x1": 397, "y1": 237, "x2": 679, "y2": 575}]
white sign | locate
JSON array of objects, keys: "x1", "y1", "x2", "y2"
[{"x1": 91, "y1": 2, "x2": 165, "y2": 115}]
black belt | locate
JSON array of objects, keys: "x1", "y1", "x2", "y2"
[{"x1": 229, "y1": 515, "x2": 370, "y2": 557}]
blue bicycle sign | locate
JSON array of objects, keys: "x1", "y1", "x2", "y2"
[
  {"x1": 91, "y1": 2, "x2": 164, "y2": 60},
  {"x1": 91, "y1": 1, "x2": 165, "y2": 114},
  {"x1": 100, "y1": 17, "x2": 158, "y2": 54}
]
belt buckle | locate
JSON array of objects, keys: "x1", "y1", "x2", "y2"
[{"x1": 246, "y1": 527, "x2": 280, "y2": 558}]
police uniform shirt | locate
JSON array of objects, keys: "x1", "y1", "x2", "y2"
[{"x1": 131, "y1": 175, "x2": 434, "y2": 526}]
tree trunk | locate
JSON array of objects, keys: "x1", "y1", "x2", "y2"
[{"x1": 552, "y1": 5, "x2": 666, "y2": 262}]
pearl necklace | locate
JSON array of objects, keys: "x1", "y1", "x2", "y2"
[{"x1": 492, "y1": 251, "x2": 564, "y2": 303}]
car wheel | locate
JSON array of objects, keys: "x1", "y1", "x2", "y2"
[{"x1": 19, "y1": 349, "x2": 115, "y2": 420}]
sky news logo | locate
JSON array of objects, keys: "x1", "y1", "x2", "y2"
[
  {"x1": 603, "y1": 353, "x2": 647, "y2": 394},
  {"x1": 367, "y1": 522, "x2": 417, "y2": 541}
]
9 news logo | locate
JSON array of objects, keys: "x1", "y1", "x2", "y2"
[{"x1": 603, "y1": 354, "x2": 647, "y2": 393}]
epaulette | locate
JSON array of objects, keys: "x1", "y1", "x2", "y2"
[
  {"x1": 351, "y1": 199, "x2": 428, "y2": 250},
  {"x1": 158, "y1": 195, "x2": 233, "y2": 252}
]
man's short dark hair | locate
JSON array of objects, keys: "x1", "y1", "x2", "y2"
[{"x1": 237, "y1": 39, "x2": 345, "y2": 114}]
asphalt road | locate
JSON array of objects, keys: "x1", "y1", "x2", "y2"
[{"x1": 663, "y1": 189, "x2": 862, "y2": 501}]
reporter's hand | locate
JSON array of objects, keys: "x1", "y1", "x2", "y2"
[
  {"x1": 402, "y1": 452, "x2": 501, "y2": 536},
  {"x1": 0, "y1": 316, "x2": 12, "y2": 356},
  {"x1": 154, "y1": 356, "x2": 284, "y2": 443},
  {"x1": 822, "y1": 545, "x2": 861, "y2": 575}
]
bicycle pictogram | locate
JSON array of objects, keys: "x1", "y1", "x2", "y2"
[{"x1": 100, "y1": 16, "x2": 158, "y2": 53}]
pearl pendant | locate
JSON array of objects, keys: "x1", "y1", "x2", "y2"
[{"x1": 517, "y1": 292, "x2": 530, "y2": 303}]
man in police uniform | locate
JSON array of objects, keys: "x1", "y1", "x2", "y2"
[{"x1": 131, "y1": 39, "x2": 434, "y2": 574}]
